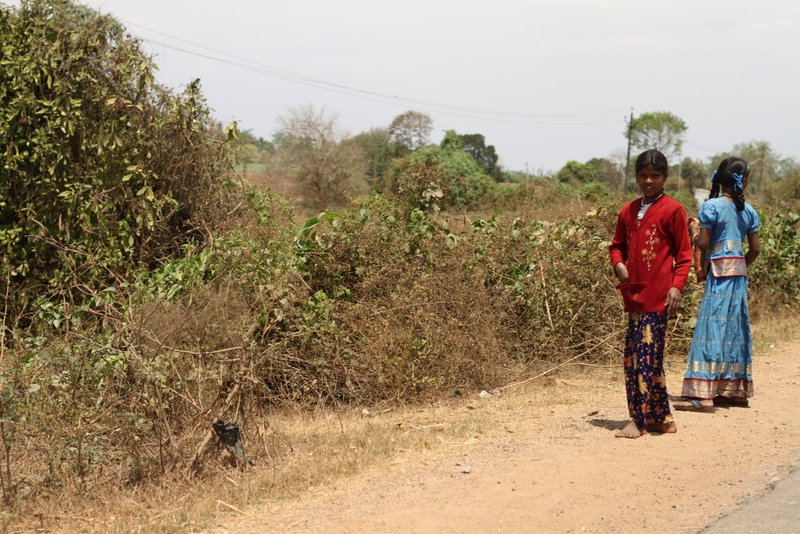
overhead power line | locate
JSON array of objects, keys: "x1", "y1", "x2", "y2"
[{"x1": 125, "y1": 20, "x2": 626, "y2": 126}]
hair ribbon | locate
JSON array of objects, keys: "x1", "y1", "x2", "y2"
[
  {"x1": 732, "y1": 172, "x2": 744, "y2": 191},
  {"x1": 710, "y1": 170, "x2": 718, "y2": 184}
]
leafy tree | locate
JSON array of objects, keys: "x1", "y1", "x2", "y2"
[
  {"x1": 351, "y1": 127, "x2": 393, "y2": 189},
  {"x1": 388, "y1": 111, "x2": 433, "y2": 154},
  {"x1": 237, "y1": 141, "x2": 261, "y2": 171},
  {"x1": 675, "y1": 157, "x2": 710, "y2": 191},
  {"x1": 233, "y1": 128, "x2": 273, "y2": 170},
  {"x1": 585, "y1": 157, "x2": 621, "y2": 188},
  {"x1": 555, "y1": 160, "x2": 598, "y2": 184},
  {"x1": 711, "y1": 140, "x2": 800, "y2": 202},
  {"x1": 0, "y1": 0, "x2": 235, "y2": 323},
  {"x1": 458, "y1": 133, "x2": 503, "y2": 182},
  {"x1": 626, "y1": 111, "x2": 688, "y2": 162},
  {"x1": 273, "y1": 105, "x2": 368, "y2": 208},
  {"x1": 236, "y1": 128, "x2": 274, "y2": 153}
]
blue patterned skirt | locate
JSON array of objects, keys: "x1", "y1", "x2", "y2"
[{"x1": 682, "y1": 274, "x2": 753, "y2": 399}]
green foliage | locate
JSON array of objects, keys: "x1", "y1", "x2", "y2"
[
  {"x1": 750, "y1": 209, "x2": 800, "y2": 305},
  {"x1": 0, "y1": 0, "x2": 236, "y2": 327},
  {"x1": 137, "y1": 242, "x2": 216, "y2": 301},
  {"x1": 388, "y1": 110, "x2": 433, "y2": 153},
  {"x1": 350, "y1": 127, "x2": 393, "y2": 189},
  {"x1": 626, "y1": 111, "x2": 688, "y2": 161},
  {"x1": 663, "y1": 187, "x2": 698, "y2": 214},
  {"x1": 399, "y1": 131, "x2": 495, "y2": 209},
  {"x1": 458, "y1": 133, "x2": 503, "y2": 182},
  {"x1": 676, "y1": 157, "x2": 710, "y2": 192},
  {"x1": 578, "y1": 180, "x2": 613, "y2": 201},
  {"x1": 556, "y1": 160, "x2": 598, "y2": 184},
  {"x1": 585, "y1": 157, "x2": 622, "y2": 189}
]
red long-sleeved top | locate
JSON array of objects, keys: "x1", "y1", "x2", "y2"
[{"x1": 608, "y1": 195, "x2": 692, "y2": 313}]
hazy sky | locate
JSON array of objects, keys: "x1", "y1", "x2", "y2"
[{"x1": 14, "y1": 1, "x2": 800, "y2": 172}]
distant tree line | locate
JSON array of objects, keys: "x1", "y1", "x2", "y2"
[
  {"x1": 550, "y1": 110, "x2": 799, "y2": 209},
  {"x1": 236, "y1": 107, "x2": 512, "y2": 210}
]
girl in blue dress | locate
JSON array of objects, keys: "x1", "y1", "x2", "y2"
[{"x1": 674, "y1": 157, "x2": 761, "y2": 412}]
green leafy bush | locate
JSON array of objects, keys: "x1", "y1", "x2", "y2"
[
  {"x1": 0, "y1": 0, "x2": 236, "y2": 330},
  {"x1": 386, "y1": 131, "x2": 496, "y2": 209},
  {"x1": 750, "y1": 209, "x2": 800, "y2": 307}
]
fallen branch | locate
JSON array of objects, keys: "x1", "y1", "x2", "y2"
[
  {"x1": 216, "y1": 499, "x2": 253, "y2": 518},
  {"x1": 140, "y1": 330, "x2": 243, "y2": 356},
  {"x1": 498, "y1": 330, "x2": 620, "y2": 391}
]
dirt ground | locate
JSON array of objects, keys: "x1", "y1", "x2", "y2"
[{"x1": 214, "y1": 335, "x2": 800, "y2": 534}]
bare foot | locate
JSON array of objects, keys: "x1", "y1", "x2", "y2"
[
  {"x1": 615, "y1": 420, "x2": 647, "y2": 439},
  {"x1": 646, "y1": 421, "x2": 677, "y2": 434}
]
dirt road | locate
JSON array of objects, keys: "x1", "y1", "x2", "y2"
[{"x1": 219, "y1": 337, "x2": 800, "y2": 533}]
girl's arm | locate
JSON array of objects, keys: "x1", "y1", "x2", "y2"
[
  {"x1": 693, "y1": 227, "x2": 711, "y2": 251},
  {"x1": 746, "y1": 232, "x2": 760, "y2": 266}
]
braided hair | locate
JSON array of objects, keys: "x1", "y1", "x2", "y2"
[{"x1": 709, "y1": 157, "x2": 749, "y2": 211}]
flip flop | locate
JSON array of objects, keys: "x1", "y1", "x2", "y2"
[
  {"x1": 714, "y1": 397, "x2": 750, "y2": 408},
  {"x1": 673, "y1": 399, "x2": 716, "y2": 413}
]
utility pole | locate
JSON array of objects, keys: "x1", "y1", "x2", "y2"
[{"x1": 624, "y1": 108, "x2": 634, "y2": 195}]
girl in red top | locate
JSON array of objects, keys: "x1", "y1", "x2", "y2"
[{"x1": 609, "y1": 149, "x2": 693, "y2": 438}]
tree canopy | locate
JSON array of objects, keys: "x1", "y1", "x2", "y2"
[
  {"x1": 351, "y1": 127, "x2": 393, "y2": 189},
  {"x1": 626, "y1": 111, "x2": 688, "y2": 162},
  {"x1": 458, "y1": 133, "x2": 503, "y2": 182},
  {"x1": 388, "y1": 111, "x2": 433, "y2": 153},
  {"x1": 555, "y1": 160, "x2": 598, "y2": 184}
]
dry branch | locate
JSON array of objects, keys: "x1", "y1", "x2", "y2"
[{"x1": 498, "y1": 330, "x2": 621, "y2": 391}]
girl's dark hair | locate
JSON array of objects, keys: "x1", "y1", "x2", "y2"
[
  {"x1": 635, "y1": 149, "x2": 669, "y2": 176},
  {"x1": 709, "y1": 157, "x2": 749, "y2": 211}
]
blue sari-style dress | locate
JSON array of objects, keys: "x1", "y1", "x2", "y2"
[{"x1": 682, "y1": 198, "x2": 760, "y2": 399}]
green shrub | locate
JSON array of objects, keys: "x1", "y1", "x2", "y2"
[
  {"x1": 0, "y1": 0, "x2": 237, "y2": 330},
  {"x1": 750, "y1": 209, "x2": 800, "y2": 307}
]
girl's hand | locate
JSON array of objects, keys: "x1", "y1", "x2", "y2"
[
  {"x1": 614, "y1": 262, "x2": 629, "y2": 283},
  {"x1": 666, "y1": 287, "x2": 683, "y2": 316},
  {"x1": 688, "y1": 217, "x2": 700, "y2": 238}
]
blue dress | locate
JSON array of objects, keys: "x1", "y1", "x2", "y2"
[{"x1": 681, "y1": 198, "x2": 760, "y2": 399}]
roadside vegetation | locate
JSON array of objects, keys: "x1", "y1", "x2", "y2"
[{"x1": 1, "y1": 1, "x2": 799, "y2": 530}]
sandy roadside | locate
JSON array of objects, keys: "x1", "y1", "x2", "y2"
[{"x1": 214, "y1": 335, "x2": 800, "y2": 534}]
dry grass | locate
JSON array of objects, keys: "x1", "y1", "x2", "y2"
[
  {"x1": 21, "y1": 366, "x2": 607, "y2": 533},
  {"x1": 10, "y1": 309, "x2": 792, "y2": 533},
  {"x1": 751, "y1": 311, "x2": 800, "y2": 351}
]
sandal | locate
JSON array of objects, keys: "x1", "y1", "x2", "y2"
[
  {"x1": 673, "y1": 398, "x2": 716, "y2": 413},
  {"x1": 714, "y1": 397, "x2": 750, "y2": 408}
]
